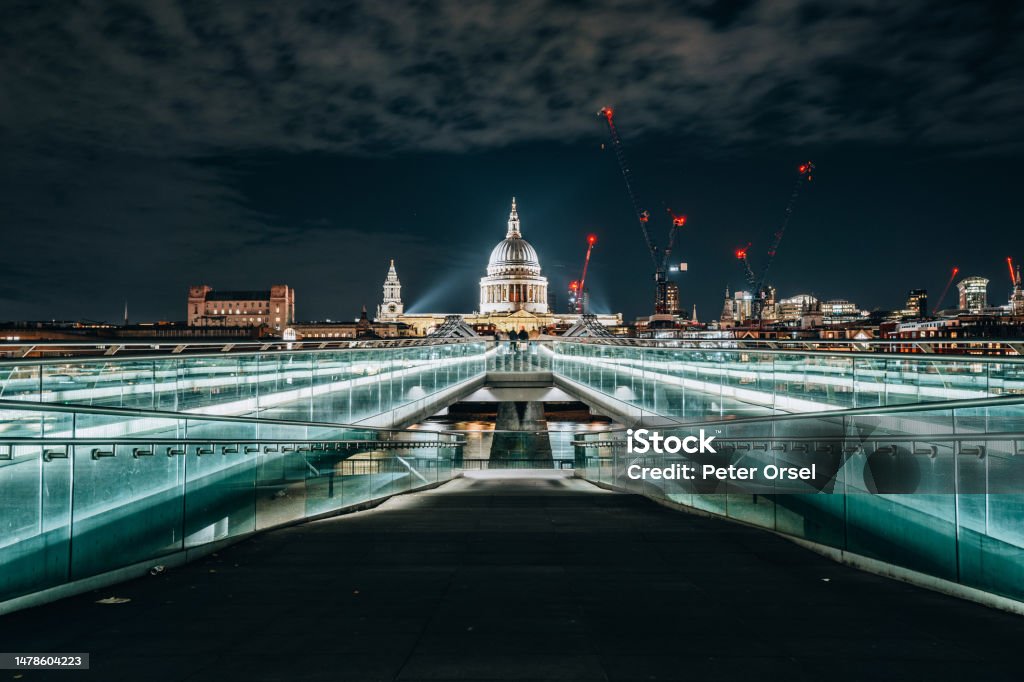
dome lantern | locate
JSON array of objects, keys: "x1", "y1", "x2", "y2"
[{"x1": 507, "y1": 196, "x2": 521, "y2": 238}]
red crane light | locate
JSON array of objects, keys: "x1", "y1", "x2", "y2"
[
  {"x1": 587, "y1": 234, "x2": 598, "y2": 246},
  {"x1": 666, "y1": 208, "x2": 687, "y2": 227},
  {"x1": 735, "y1": 248, "x2": 747, "y2": 260},
  {"x1": 599, "y1": 106, "x2": 614, "y2": 121},
  {"x1": 569, "y1": 281, "x2": 579, "y2": 291}
]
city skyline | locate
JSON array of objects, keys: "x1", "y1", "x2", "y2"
[
  {"x1": 1, "y1": 1, "x2": 1021, "y2": 323},
  {"x1": 4, "y1": 4, "x2": 1024, "y2": 678}
]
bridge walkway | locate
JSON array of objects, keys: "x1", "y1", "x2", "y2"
[{"x1": 2, "y1": 472, "x2": 1020, "y2": 682}]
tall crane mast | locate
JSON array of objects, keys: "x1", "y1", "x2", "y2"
[
  {"x1": 934, "y1": 266, "x2": 960, "y2": 314},
  {"x1": 598, "y1": 107, "x2": 687, "y2": 316},
  {"x1": 577, "y1": 234, "x2": 597, "y2": 314},
  {"x1": 569, "y1": 234, "x2": 598, "y2": 314},
  {"x1": 735, "y1": 243, "x2": 756, "y2": 288},
  {"x1": 735, "y1": 162, "x2": 815, "y2": 322}
]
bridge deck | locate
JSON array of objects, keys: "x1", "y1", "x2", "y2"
[{"x1": 3, "y1": 472, "x2": 1019, "y2": 681}]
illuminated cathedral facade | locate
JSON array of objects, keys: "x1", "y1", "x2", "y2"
[
  {"x1": 478, "y1": 198, "x2": 549, "y2": 315},
  {"x1": 380, "y1": 198, "x2": 620, "y2": 335}
]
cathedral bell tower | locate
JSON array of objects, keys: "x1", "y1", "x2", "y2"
[{"x1": 377, "y1": 259, "x2": 404, "y2": 321}]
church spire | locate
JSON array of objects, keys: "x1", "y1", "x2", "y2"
[
  {"x1": 377, "y1": 259, "x2": 403, "y2": 321},
  {"x1": 720, "y1": 288, "x2": 735, "y2": 327},
  {"x1": 506, "y1": 196, "x2": 521, "y2": 238}
]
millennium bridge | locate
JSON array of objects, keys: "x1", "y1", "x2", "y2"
[{"x1": 1, "y1": 337, "x2": 1022, "y2": 679}]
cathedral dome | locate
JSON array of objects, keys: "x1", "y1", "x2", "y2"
[
  {"x1": 479, "y1": 197, "x2": 549, "y2": 315},
  {"x1": 488, "y1": 237, "x2": 540, "y2": 270},
  {"x1": 485, "y1": 197, "x2": 542, "y2": 276}
]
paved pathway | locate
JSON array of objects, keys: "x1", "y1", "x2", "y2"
[{"x1": 2, "y1": 471, "x2": 1021, "y2": 681}]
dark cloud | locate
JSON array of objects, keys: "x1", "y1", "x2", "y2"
[
  {"x1": 687, "y1": 0, "x2": 759, "y2": 31},
  {"x1": 0, "y1": 1, "x2": 1021, "y2": 323},
  {"x1": 2, "y1": 1, "x2": 1020, "y2": 158}
]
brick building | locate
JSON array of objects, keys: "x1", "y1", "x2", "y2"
[{"x1": 187, "y1": 285, "x2": 295, "y2": 330}]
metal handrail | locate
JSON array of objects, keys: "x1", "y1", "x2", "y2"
[
  {"x1": 551, "y1": 338, "x2": 1024, "y2": 362},
  {"x1": 0, "y1": 437, "x2": 461, "y2": 446},
  {"x1": 549, "y1": 336, "x2": 1024, "y2": 348},
  {"x1": 458, "y1": 458, "x2": 575, "y2": 469},
  {"x1": 0, "y1": 337, "x2": 486, "y2": 350},
  {"x1": 0, "y1": 337, "x2": 489, "y2": 366},
  {"x1": 3, "y1": 335, "x2": 1023, "y2": 368},
  {"x1": 557, "y1": 335, "x2": 1024, "y2": 358},
  {"x1": 0, "y1": 398, "x2": 461, "y2": 439},
  {"x1": 573, "y1": 433, "x2": 1024, "y2": 446},
  {"x1": 566, "y1": 393, "x2": 1024, "y2": 436}
]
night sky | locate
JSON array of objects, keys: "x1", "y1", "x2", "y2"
[{"x1": 2, "y1": 1, "x2": 1022, "y2": 324}]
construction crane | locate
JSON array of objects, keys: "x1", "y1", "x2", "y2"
[
  {"x1": 735, "y1": 242, "x2": 755, "y2": 288},
  {"x1": 734, "y1": 162, "x2": 815, "y2": 322},
  {"x1": 598, "y1": 107, "x2": 687, "y2": 316},
  {"x1": 934, "y1": 266, "x2": 960, "y2": 314},
  {"x1": 1008, "y1": 257, "x2": 1017, "y2": 287},
  {"x1": 569, "y1": 234, "x2": 598, "y2": 314}
]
